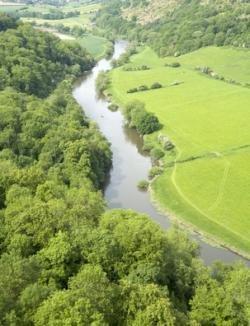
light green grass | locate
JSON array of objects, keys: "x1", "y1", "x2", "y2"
[
  {"x1": 109, "y1": 46, "x2": 250, "y2": 256},
  {"x1": 77, "y1": 34, "x2": 108, "y2": 59},
  {"x1": 0, "y1": 4, "x2": 26, "y2": 13},
  {"x1": 172, "y1": 46, "x2": 250, "y2": 84},
  {"x1": 20, "y1": 2, "x2": 100, "y2": 29}
]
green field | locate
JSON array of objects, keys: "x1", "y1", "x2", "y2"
[
  {"x1": 76, "y1": 34, "x2": 109, "y2": 59},
  {"x1": 0, "y1": 3, "x2": 26, "y2": 13},
  {"x1": 109, "y1": 46, "x2": 250, "y2": 256},
  {"x1": 21, "y1": 2, "x2": 100, "y2": 29}
]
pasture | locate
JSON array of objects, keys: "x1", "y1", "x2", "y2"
[
  {"x1": 109, "y1": 46, "x2": 250, "y2": 256},
  {"x1": 20, "y1": 2, "x2": 100, "y2": 29}
]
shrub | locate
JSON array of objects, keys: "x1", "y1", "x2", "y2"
[
  {"x1": 150, "y1": 148, "x2": 164, "y2": 160},
  {"x1": 124, "y1": 100, "x2": 160, "y2": 135},
  {"x1": 148, "y1": 166, "x2": 163, "y2": 179},
  {"x1": 166, "y1": 62, "x2": 181, "y2": 68},
  {"x1": 151, "y1": 82, "x2": 162, "y2": 89},
  {"x1": 127, "y1": 88, "x2": 138, "y2": 93},
  {"x1": 136, "y1": 113, "x2": 160, "y2": 135},
  {"x1": 137, "y1": 180, "x2": 149, "y2": 191},
  {"x1": 108, "y1": 103, "x2": 119, "y2": 112},
  {"x1": 138, "y1": 85, "x2": 149, "y2": 92},
  {"x1": 96, "y1": 71, "x2": 110, "y2": 94},
  {"x1": 171, "y1": 62, "x2": 181, "y2": 67},
  {"x1": 142, "y1": 142, "x2": 154, "y2": 152},
  {"x1": 140, "y1": 65, "x2": 150, "y2": 70},
  {"x1": 124, "y1": 100, "x2": 145, "y2": 122}
]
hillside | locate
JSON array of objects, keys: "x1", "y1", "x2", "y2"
[
  {"x1": 96, "y1": 0, "x2": 250, "y2": 55},
  {"x1": 122, "y1": 0, "x2": 249, "y2": 25}
]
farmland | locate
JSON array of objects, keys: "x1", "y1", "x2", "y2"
[
  {"x1": 20, "y1": 2, "x2": 101, "y2": 29},
  {"x1": 109, "y1": 46, "x2": 250, "y2": 256}
]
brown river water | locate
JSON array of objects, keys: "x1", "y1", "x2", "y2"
[{"x1": 73, "y1": 40, "x2": 249, "y2": 266}]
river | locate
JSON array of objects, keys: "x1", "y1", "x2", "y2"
[{"x1": 73, "y1": 40, "x2": 249, "y2": 265}]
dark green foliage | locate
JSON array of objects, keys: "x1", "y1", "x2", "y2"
[
  {"x1": 138, "y1": 84, "x2": 148, "y2": 91},
  {"x1": 166, "y1": 62, "x2": 181, "y2": 68},
  {"x1": 151, "y1": 82, "x2": 162, "y2": 89},
  {"x1": 150, "y1": 148, "x2": 165, "y2": 160},
  {"x1": 96, "y1": 0, "x2": 250, "y2": 55},
  {"x1": 124, "y1": 100, "x2": 161, "y2": 135},
  {"x1": 0, "y1": 23, "x2": 94, "y2": 97},
  {"x1": 96, "y1": 71, "x2": 110, "y2": 94},
  {"x1": 148, "y1": 166, "x2": 163, "y2": 179},
  {"x1": 0, "y1": 12, "x2": 17, "y2": 32},
  {"x1": 137, "y1": 179, "x2": 149, "y2": 190},
  {"x1": 108, "y1": 103, "x2": 119, "y2": 111},
  {"x1": 127, "y1": 87, "x2": 138, "y2": 93}
]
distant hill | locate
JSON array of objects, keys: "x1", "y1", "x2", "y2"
[{"x1": 96, "y1": 0, "x2": 250, "y2": 55}]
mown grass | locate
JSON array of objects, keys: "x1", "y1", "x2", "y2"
[
  {"x1": 0, "y1": 4, "x2": 26, "y2": 13},
  {"x1": 109, "y1": 46, "x2": 250, "y2": 256}
]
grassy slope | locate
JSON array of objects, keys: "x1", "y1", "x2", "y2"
[{"x1": 109, "y1": 46, "x2": 250, "y2": 256}]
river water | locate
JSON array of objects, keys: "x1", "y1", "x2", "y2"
[{"x1": 73, "y1": 40, "x2": 249, "y2": 265}]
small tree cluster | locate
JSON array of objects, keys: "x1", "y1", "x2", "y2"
[
  {"x1": 127, "y1": 82, "x2": 162, "y2": 93},
  {"x1": 96, "y1": 71, "x2": 110, "y2": 95},
  {"x1": 124, "y1": 100, "x2": 161, "y2": 135}
]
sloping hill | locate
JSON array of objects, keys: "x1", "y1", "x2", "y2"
[{"x1": 122, "y1": 0, "x2": 182, "y2": 25}]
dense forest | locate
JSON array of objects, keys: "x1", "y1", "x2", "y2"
[
  {"x1": 0, "y1": 11, "x2": 249, "y2": 326},
  {"x1": 95, "y1": 0, "x2": 250, "y2": 55},
  {"x1": 0, "y1": 13, "x2": 93, "y2": 97}
]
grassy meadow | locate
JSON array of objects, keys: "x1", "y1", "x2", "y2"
[
  {"x1": 109, "y1": 46, "x2": 250, "y2": 256},
  {"x1": 21, "y1": 2, "x2": 101, "y2": 29}
]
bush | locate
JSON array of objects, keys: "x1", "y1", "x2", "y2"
[
  {"x1": 137, "y1": 180, "x2": 149, "y2": 191},
  {"x1": 148, "y1": 166, "x2": 163, "y2": 179},
  {"x1": 108, "y1": 103, "x2": 119, "y2": 112},
  {"x1": 124, "y1": 100, "x2": 160, "y2": 135},
  {"x1": 150, "y1": 148, "x2": 164, "y2": 160},
  {"x1": 96, "y1": 71, "x2": 110, "y2": 95},
  {"x1": 166, "y1": 62, "x2": 181, "y2": 68},
  {"x1": 136, "y1": 113, "x2": 160, "y2": 135},
  {"x1": 171, "y1": 62, "x2": 181, "y2": 68},
  {"x1": 124, "y1": 100, "x2": 145, "y2": 121},
  {"x1": 142, "y1": 142, "x2": 154, "y2": 152},
  {"x1": 151, "y1": 82, "x2": 162, "y2": 89},
  {"x1": 138, "y1": 85, "x2": 149, "y2": 92},
  {"x1": 140, "y1": 65, "x2": 150, "y2": 70},
  {"x1": 127, "y1": 87, "x2": 138, "y2": 93}
]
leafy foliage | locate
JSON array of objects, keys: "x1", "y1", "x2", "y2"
[
  {"x1": 124, "y1": 100, "x2": 161, "y2": 135},
  {"x1": 96, "y1": 0, "x2": 250, "y2": 55},
  {"x1": 0, "y1": 23, "x2": 94, "y2": 97}
]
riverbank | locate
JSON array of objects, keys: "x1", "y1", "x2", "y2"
[
  {"x1": 107, "y1": 45, "x2": 250, "y2": 259},
  {"x1": 73, "y1": 40, "x2": 249, "y2": 265}
]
